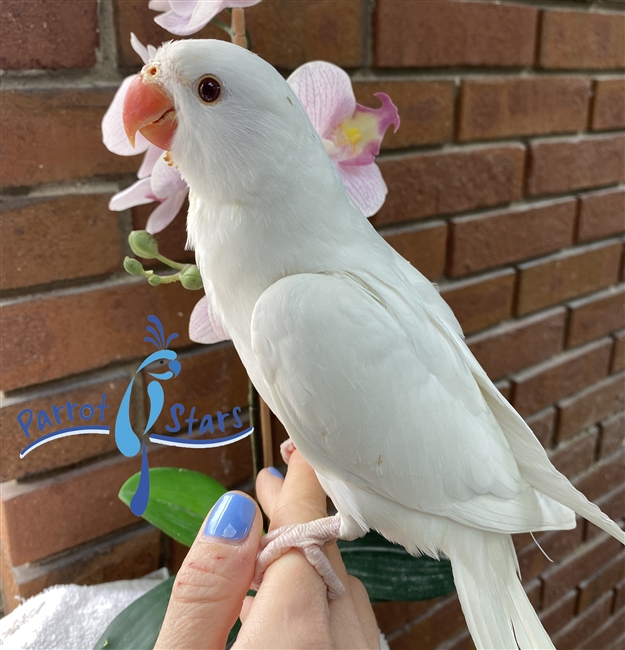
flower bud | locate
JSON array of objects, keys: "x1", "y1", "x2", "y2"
[
  {"x1": 180, "y1": 265, "x2": 203, "y2": 290},
  {"x1": 123, "y1": 257, "x2": 145, "y2": 276},
  {"x1": 129, "y1": 230, "x2": 159, "y2": 259},
  {"x1": 148, "y1": 274, "x2": 163, "y2": 286}
]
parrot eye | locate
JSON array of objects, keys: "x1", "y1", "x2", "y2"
[
  {"x1": 159, "y1": 360, "x2": 164, "y2": 364},
  {"x1": 197, "y1": 75, "x2": 221, "y2": 104}
]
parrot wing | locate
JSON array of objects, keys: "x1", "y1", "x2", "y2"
[{"x1": 251, "y1": 269, "x2": 574, "y2": 535}]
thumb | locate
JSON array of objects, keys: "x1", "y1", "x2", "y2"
[{"x1": 155, "y1": 492, "x2": 262, "y2": 650}]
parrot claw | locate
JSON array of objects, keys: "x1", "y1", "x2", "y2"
[
  {"x1": 252, "y1": 513, "x2": 345, "y2": 599},
  {"x1": 280, "y1": 438, "x2": 297, "y2": 464}
]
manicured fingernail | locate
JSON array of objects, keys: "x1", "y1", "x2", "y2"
[
  {"x1": 267, "y1": 466, "x2": 283, "y2": 479},
  {"x1": 203, "y1": 493, "x2": 256, "y2": 541}
]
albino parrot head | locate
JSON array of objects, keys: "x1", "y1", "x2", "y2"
[{"x1": 123, "y1": 39, "x2": 325, "y2": 202}]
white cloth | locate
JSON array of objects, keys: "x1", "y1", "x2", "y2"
[{"x1": 0, "y1": 568, "x2": 169, "y2": 650}]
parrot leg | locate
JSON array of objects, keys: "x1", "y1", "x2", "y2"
[
  {"x1": 280, "y1": 438, "x2": 296, "y2": 464},
  {"x1": 252, "y1": 513, "x2": 345, "y2": 599}
]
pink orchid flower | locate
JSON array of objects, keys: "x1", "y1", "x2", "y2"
[
  {"x1": 149, "y1": 0, "x2": 262, "y2": 36},
  {"x1": 102, "y1": 34, "x2": 189, "y2": 233},
  {"x1": 287, "y1": 61, "x2": 400, "y2": 218},
  {"x1": 189, "y1": 295, "x2": 230, "y2": 344}
]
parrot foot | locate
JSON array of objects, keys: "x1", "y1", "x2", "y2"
[
  {"x1": 280, "y1": 438, "x2": 297, "y2": 464},
  {"x1": 252, "y1": 513, "x2": 345, "y2": 599}
]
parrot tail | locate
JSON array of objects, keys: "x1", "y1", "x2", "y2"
[{"x1": 446, "y1": 528, "x2": 554, "y2": 650}]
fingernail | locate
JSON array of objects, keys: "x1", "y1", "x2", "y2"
[
  {"x1": 267, "y1": 466, "x2": 283, "y2": 479},
  {"x1": 203, "y1": 493, "x2": 256, "y2": 541}
]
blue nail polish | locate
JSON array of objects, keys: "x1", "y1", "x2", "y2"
[
  {"x1": 204, "y1": 493, "x2": 256, "y2": 541},
  {"x1": 267, "y1": 466, "x2": 283, "y2": 479}
]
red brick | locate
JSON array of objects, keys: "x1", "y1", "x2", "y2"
[
  {"x1": 578, "y1": 550, "x2": 625, "y2": 612},
  {"x1": 599, "y1": 412, "x2": 625, "y2": 458},
  {"x1": 548, "y1": 427, "x2": 599, "y2": 480},
  {"x1": 382, "y1": 221, "x2": 447, "y2": 281},
  {"x1": 581, "y1": 608, "x2": 625, "y2": 650},
  {"x1": 373, "y1": 599, "x2": 440, "y2": 636},
  {"x1": 554, "y1": 590, "x2": 614, "y2": 649},
  {"x1": 557, "y1": 372, "x2": 625, "y2": 440},
  {"x1": 440, "y1": 269, "x2": 516, "y2": 335},
  {"x1": 593, "y1": 79, "x2": 625, "y2": 130},
  {"x1": 612, "y1": 329, "x2": 625, "y2": 372},
  {"x1": 372, "y1": 146, "x2": 525, "y2": 228},
  {"x1": 567, "y1": 286, "x2": 625, "y2": 348},
  {"x1": 458, "y1": 78, "x2": 591, "y2": 141},
  {"x1": 1, "y1": 89, "x2": 141, "y2": 189},
  {"x1": 542, "y1": 533, "x2": 622, "y2": 608},
  {"x1": 525, "y1": 578, "x2": 542, "y2": 610},
  {"x1": 387, "y1": 593, "x2": 466, "y2": 649},
  {"x1": 517, "y1": 240, "x2": 622, "y2": 315},
  {"x1": 1, "y1": 280, "x2": 199, "y2": 392},
  {"x1": 526, "y1": 406, "x2": 557, "y2": 447},
  {"x1": 0, "y1": 432, "x2": 253, "y2": 565},
  {"x1": 540, "y1": 590, "x2": 577, "y2": 637},
  {"x1": 147, "y1": 345, "x2": 248, "y2": 434},
  {"x1": 0, "y1": 0, "x2": 98, "y2": 69},
  {"x1": 375, "y1": 1, "x2": 537, "y2": 68},
  {"x1": 0, "y1": 524, "x2": 160, "y2": 614},
  {"x1": 0, "y1": 373, "x2": 131, "y2": 483},
  {"x1": 1, "y1": 195, "x2": 123, "y2": 291},
  {"x1": 578, "y1": 188, "x2": 625, "y2": 243},
  {"x1": 574, "y1": 449, "x2": 625, "y2": 502},
  {"x1": 354, "y1": 81, "x2": 454, "y2": 149},
  {"x1": 540, "y1": 10, "x2": 625, "y2": 70},
  {"x1": 114, "y1": 0, "x2": 366, "y2": 70},
  {"x1": 449, "y1": 200, "x2": 576, "y2": 277},
  {"x1": 511, "y1": 338, "x2": 612, "y2": 417},
  {"x1": 467, "y1": 307, "x2": 566, "y2": 380},
  {"x1": 518, "y1": 524, "x2": 584, "y2": 585},
  {"x1": 527, "y1": 135, "x2": 625, "y2": 197},
  {"x1": 615, "y1": 580, "x2": 625, "y2": 613}
]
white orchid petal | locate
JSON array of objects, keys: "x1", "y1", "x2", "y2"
[
  {"x1": 102, "y1": 76, "x2": 150, "y2": 156},
  {"x1": 145, "y1": 190, "x2": 187, "y2": 233},
  {"x1": 151, "y1": 156, "x2": 188, "y2": 199},
  {"x1": 189, "y1": 296, "x2": 230, "y2": 344},
  {"x1": 109, "y1": 178, "x2": 156, "y2": 212},
  {"x1": 337, "y1": 163, "x2": 387, "y2": 218},
  {"x1": 148, "y1": 0, "x2": 170, "y2": 10},
  {"x1": 288, "y1": 61, "x2": 356, "y2": 138},
  {"x1": 187, "y1": 0, "x2": 224, "y2": 29},
  {"x1": 153, "y1": 10, "x2": 201, "y2": 36},
  {"x1": 130, "y1": 33, "x2": 150, "y2": 64},
  {"x1": 138, "y1": 146, "x2": 165, "y2": 179}
]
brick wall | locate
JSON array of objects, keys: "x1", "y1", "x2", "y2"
[{"x1": 1, "y1": 0, "x2": 623, "y2": 647}]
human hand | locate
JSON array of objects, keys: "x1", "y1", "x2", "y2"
[{"x1": 154, "y1": 450, "x2": 380, "y2": 649}]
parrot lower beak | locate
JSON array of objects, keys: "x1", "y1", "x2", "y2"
[{"x1": 123, "y1": 75, "x2": 177, "y2": 150}]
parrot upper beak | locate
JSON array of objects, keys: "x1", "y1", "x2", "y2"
[{"x1": 123, "y1": 74, "x2": 177, "y2": 150}]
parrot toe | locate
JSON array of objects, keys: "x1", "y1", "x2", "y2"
[
  {"x1": 280, "y1": 438, "x2": 297, "y2": 465},
  {"x1": 252, "y1": 513, "x2": 345, "y2": 599}
]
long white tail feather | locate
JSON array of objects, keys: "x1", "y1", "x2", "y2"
[
  {"x1": 446, "y1": 530, "x2": 555, "y2": 650},
  {"x1": 476, "y1": 372, "x2": 625, "y2": 544}
]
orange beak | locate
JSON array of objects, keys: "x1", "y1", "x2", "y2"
[{"x1": 123, "y1": 75, "x2": 177, "y2": 151}]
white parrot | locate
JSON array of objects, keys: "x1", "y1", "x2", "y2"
[{"x1": 122, "y1": 39, "x2": 625, "y2": 649}]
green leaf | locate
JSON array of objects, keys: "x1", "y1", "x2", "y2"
[
  {"x1": 338, "y1": 531, "x2": 455, "y2": 602},
  {"x1": 119, "y1": 468, "x2": 227, "y2": 547},
  {"x1": 93, "y1": 576, "x2": 174, "y2": 650},
  {"x1": 93, "y1": 575, "x2": 241, "y2": 649}
]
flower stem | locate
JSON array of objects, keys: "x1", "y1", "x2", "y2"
[
  {"x1": 155, "y1": 253, "x2": 186, "y2": 271},
  {"x1": 231, "y1": 8, "x2": 247, "y2": 48},
  {"x1": 210, "y1": 17, "x2": 233, "y2": 37}
]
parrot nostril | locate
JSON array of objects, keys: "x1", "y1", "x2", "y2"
[{"x1": 149, "y1": 66, "x2": 157, "y2": 76}]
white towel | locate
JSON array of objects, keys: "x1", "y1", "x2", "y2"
[{"x1": 0, "y1": 568, "x2": 169, "y2": 650}]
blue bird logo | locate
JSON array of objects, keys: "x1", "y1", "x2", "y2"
[{"x1": 115, "y1": 315, "x2": 180, "y2": 516}]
